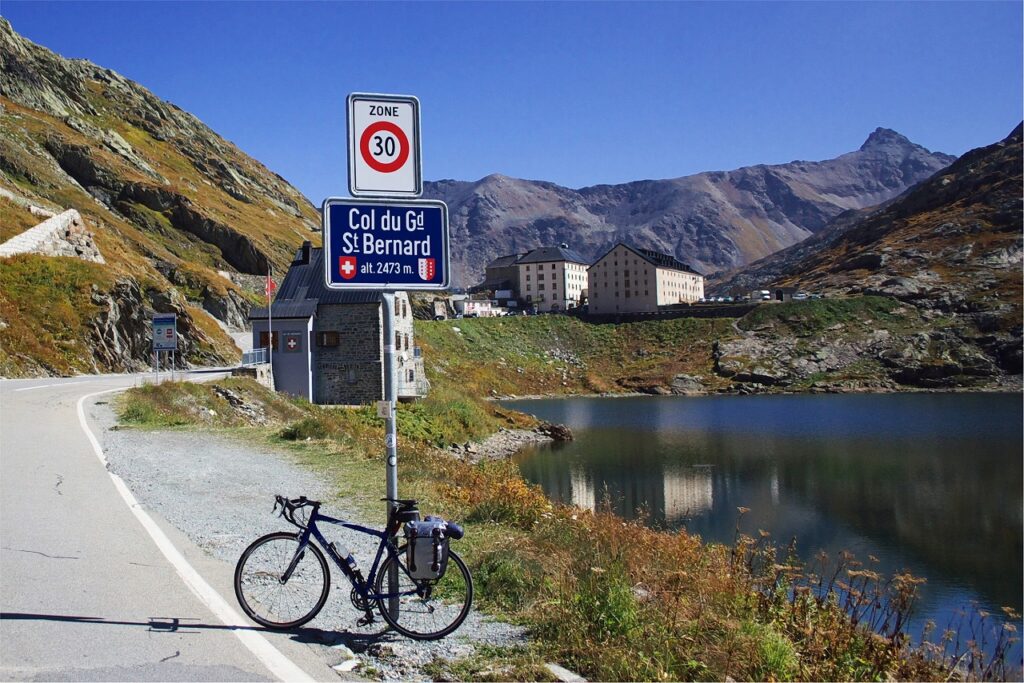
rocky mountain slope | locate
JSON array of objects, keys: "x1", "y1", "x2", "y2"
[
  {"x1": 0, "y1": 19, "x2": 320, "y2": 376},
  {"x1": 708, "y1": 124, "x2": 1023, "y2": 390},
  {"x1": 424, "y1": 130, "x2": 954, "y2": 286}
]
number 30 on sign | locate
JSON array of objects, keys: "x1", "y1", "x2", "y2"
[{"x1": 348, "y1": 93, "x2": 422, "y2": 198}]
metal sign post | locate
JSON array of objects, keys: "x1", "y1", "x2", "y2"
[
  {"x1": 331, "y1": 92, "x2": 447, "y2": 619},
  {"x1": 153, "y1": 314, "x2": 177, "y2": 384}
]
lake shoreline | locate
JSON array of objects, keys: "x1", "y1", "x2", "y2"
[{"x1": 492, "y1": 380, "x2": 1022, "y2": 402}]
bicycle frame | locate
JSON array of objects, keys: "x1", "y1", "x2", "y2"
[{"x1": 286, "y1": 507, "x2": 414, "y2": 604}]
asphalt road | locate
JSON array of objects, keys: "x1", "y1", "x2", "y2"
[{"x1": 0, "y1": 371, "x2": 341, "y2": 682}]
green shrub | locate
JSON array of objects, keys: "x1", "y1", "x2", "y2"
[
  {"x1": 280, "y1": 416, "x2": 331, "y2": 441},
  {"x1": 473, "y1": 548, "x2": 545, "y2": 611},
  {"x1": 572, "y1": 561, "x2": 640, "y2": 641}
]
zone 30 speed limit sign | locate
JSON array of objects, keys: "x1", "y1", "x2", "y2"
[{"x1": 347, "y1": 93, "x2": 422, "y2": 198}]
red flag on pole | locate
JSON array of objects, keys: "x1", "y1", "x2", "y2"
[{"x1": 265, "y1": 273, "x2": 277, "y2": 301}]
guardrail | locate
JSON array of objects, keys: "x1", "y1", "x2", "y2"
[{"x1": 242, "y1": 347, "x2": 269, "y2": 365}]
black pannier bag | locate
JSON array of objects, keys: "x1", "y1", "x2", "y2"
[{"x1": 404, "y1": 515, "x2": 463, "y2": 580}]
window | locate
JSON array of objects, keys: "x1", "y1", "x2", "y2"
[
  {"x1": 527, "y1": 284, "x2": 532, "y2": 291},
  {"x1": 394, "y1": 299, "x2": 400, "y2": 316},
  {"x1": 259, "y1": 331, "x2": 279, "y2": 350},
  {"x1": 539, "y1": 284, "x2": 545, "y2": 290},
  {"x1": 346, "y1": 367, "x2": 357, "y2": 384},
  {"x1": 526, "y1": 265, "x2": 530, "y2": 270},
  {"x1": 395, "y1": 332, "x2": 401, "y2": 350},
  {"x1": 316, "y1": 331, "x2": 338, "y2": 347},
  {"x1": 526, "y1": 274, "x2": 531, "y2": 281},
  {"x1": 551, "y1": 263, "x2": 555, "y2": 269},
  {"x1": 539, "y1": 273, "x2": 545, "y2": 280},
  {"x1": 407, "y1": 369, "x2": 415, "y2": 382}
]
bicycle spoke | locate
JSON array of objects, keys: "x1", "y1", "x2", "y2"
[{"x1": 235, "y1": 533, "x2": 330, "y2": 629}]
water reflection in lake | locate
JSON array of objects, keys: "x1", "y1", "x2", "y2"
[{"x1": 507, "y1": 393, "x2": 1023, "y2": 651}]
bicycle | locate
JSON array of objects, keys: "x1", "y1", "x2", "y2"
[{"x1": 234, "y1": 495, "x2": 473, "y2": 641}]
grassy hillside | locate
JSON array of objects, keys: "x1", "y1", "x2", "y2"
[
  {"x1": 416, "y1": 315, "x2": 737, "y2": 396},
  {"x1": 0, "y1": 20, "x2": 322, "y2": 375}
]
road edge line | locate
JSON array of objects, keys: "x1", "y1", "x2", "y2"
[{"x1": 76, "y1": 387, "x2": 315, "y2": 683}]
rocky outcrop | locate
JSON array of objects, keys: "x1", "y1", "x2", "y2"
[
  {"x1": 120, "y1": 183, "x2": 271, "y2": 274},
  {"x1": 424, "y1": 130, "x2": 954, "y2": 286},
  {"x1": 88, "y1": 278, "x2": 236, "y2": 372},
  {"x1": 88, "y1": 279, "x2": 152, "y2": 371},
  {"x1": 707, "y1": 126, "x2": 1022, "y2": 390},
  {"x1": 201, "y1": 287, "x2": 251, "y2": 331}
]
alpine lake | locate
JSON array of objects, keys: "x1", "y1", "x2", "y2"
[{"x1": 504, "y1": 392, "x2": 1023, "y2": 656}]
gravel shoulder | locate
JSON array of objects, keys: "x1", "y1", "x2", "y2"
[{"x1": 92, "y1": 399, "x2": 528, "y2": 681}]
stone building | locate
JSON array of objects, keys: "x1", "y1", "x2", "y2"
[
  {"x1": 482, "y1": 253, "x2": 525, "y2": 291},
  {"x1": 249, "y1": 242, "x2": 427, "y2": 405},
  {"x1": 517, "y1": 244, "x2": 589, "y2": 312},
  {"x1": 588, "y1": 243, "x2": 704, "y2": 314}
]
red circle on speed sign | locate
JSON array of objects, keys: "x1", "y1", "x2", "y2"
[{"x1": 359, "y1": 121, "x2": 410, "y2": 174}]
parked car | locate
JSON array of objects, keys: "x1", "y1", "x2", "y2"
[{"x1": 793, "y1": 292, "x2": 809, "y2": 301}]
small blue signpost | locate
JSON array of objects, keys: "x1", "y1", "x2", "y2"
[{"x1": 322, "y1": 197, "x2": 449, "y2": 290}]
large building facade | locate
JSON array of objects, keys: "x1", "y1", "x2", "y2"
[
  {"x1": 249, "y1": 242, "x2": 427, "y2": 405},
  {"x1": 588, "y1": 243, "x2": 704, "y2": 314},
  {"x1": 517, "y1": 244, "x2": 589, "y2": 312}
]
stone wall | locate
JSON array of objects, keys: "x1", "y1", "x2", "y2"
[
  {"x1": 0, "y1": 208, "x2": 104, "y2": 262},
  {"x1": 315, "y1": 302, "x2": 384, "y2": 405}
]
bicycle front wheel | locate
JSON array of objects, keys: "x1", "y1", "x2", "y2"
[
  {"x1": 234, "y1": 532, "x2": 330, "y2": 629},
  {"x1": 374, "y1": 546, "x2": 473, "y2": 640}
]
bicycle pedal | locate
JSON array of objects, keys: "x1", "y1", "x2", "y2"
[{"x1": 356, "y1": 614, "x2": 375, "y2": 627}]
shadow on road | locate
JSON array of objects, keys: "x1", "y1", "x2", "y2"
[{"x1": 0, "y1": 611, "x2": 394, "y2": 648}]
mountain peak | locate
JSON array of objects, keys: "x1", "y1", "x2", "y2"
[{"x1": 860, "y1": 127, "x2": 914, "y2": 151}]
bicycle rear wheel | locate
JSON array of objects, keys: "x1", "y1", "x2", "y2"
[
  {"x1": 234, "y1": 532, "x2": 330, "y2": 629},
  {"x1": 374, "y1": 546, "x2": 473, "y2": 640}
]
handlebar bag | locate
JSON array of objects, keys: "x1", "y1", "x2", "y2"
[{"x1": 404, "y1": 516, "x2": 450, "y2": 580}]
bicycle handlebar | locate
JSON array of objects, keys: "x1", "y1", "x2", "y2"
[{"x1": 274, "y1": 495, "x2": 320, "y2": 529}]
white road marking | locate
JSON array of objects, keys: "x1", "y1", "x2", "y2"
[
  {"x1": 76, "y1": 387, "x2": 314, "y2": 683},
  {"x1": 14, "y1": 380, "x2": 97, "y2": 392}
]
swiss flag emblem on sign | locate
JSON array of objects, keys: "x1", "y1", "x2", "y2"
[
  {"x1": 418, "y1": 258, "x2": 435, "y2": 281},
  {"x1": 339, "y1": 256, "x2": 358, "y2": 280}
]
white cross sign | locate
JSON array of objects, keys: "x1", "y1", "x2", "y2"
[{"x1": 347, "y1": 93, "x2": 421, "y2": 198}]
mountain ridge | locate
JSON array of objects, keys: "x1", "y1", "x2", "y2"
[{"x1": 423, "y1": 131, "x2": 955, "y2": 286}]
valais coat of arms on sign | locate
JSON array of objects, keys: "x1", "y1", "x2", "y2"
[{"x1": 418, "y1": 257, "x2": 435, "y2": 281}]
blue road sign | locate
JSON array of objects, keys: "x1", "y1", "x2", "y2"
[
  {"x1": 323, "y1": 197, "x2": 450, "y2": 290},
  {"x1": 152, "y1": 314, "x2": 177, "y2": 351}
]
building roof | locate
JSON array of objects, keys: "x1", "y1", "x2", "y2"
[
  {"x1": 592, "y1": 242, "x2": 703, "y2": 276},
  {"x1": 517, "y1": 245, "x2": 589, "y2": 265},
  {"x1": 485, "y1": 253, "x2": 524, "y2": 269},
  {"x1": 249, "y1": 299, "x2": 318, "y2": 320},
  {"x1": 636, "y1": 247, "x2": 702, "y2": 275},
  {"x1": 247, "y1": 245, "x2": 386, "y2": 321}
]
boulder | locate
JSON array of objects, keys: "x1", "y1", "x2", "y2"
[{"x1": 670, "y1": 374, "x2": 705, "y2": 395}]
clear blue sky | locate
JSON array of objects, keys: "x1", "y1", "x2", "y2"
[{"x1": 4, "y1": 2, "x2": 1022, "y2": 204}]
